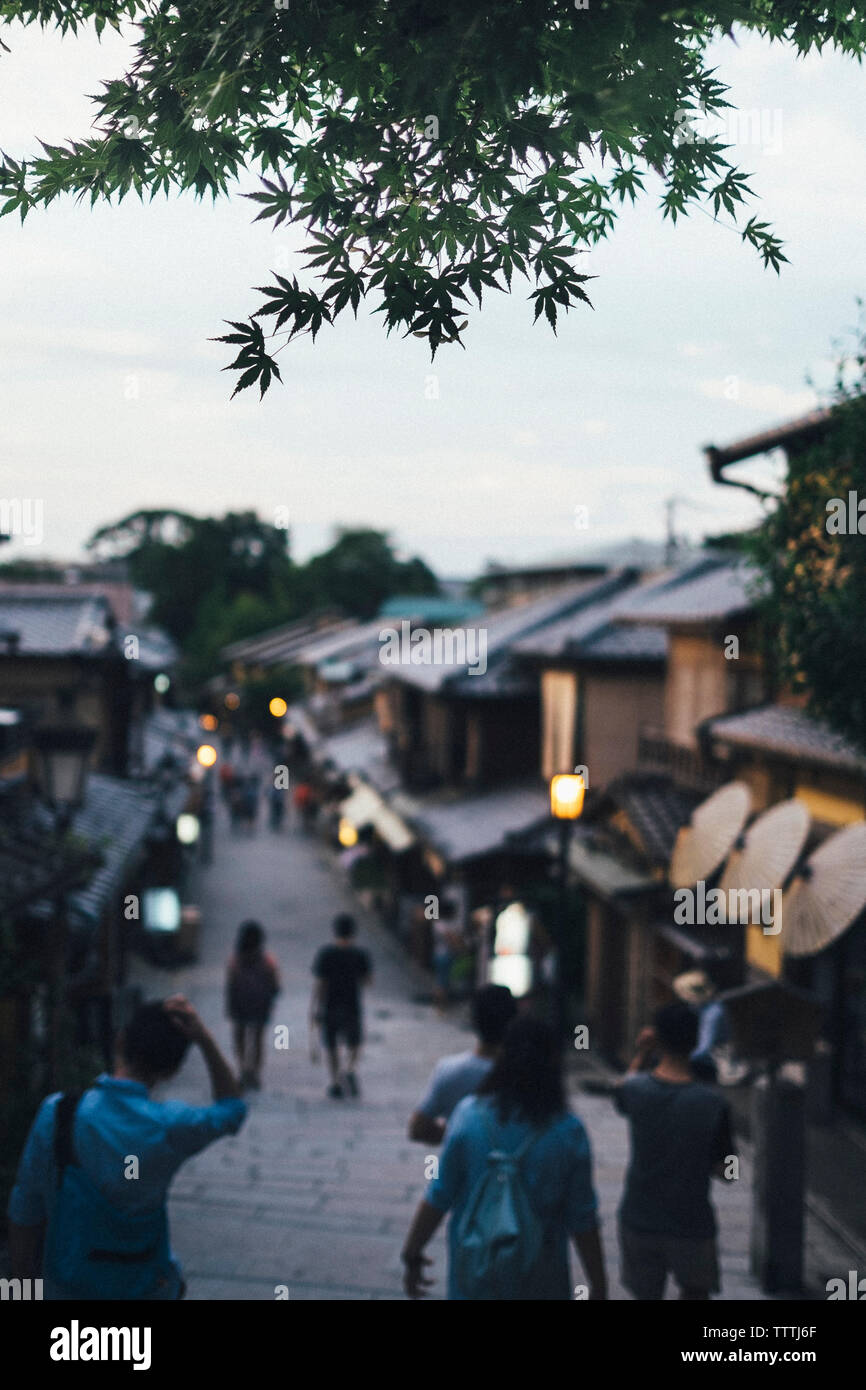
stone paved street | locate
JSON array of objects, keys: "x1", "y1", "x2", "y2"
[{"x1": 129, "y1": 803, "x2": 846, "y2": 1301}]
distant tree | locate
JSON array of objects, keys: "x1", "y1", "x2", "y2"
[
  {"x1": 183, "y1": 586, "x2": 298, "y2": 689},
  {"x1": 84, "y1": 510, "x2": 439, "y2": 681},
  {"x1": 744, "y1": 319, "x2": 866, "y2": 752},
  {"x1": 304, "y1": 528, "x2": 439, "y2": 619},
  {"x1": 5, "y1": 3, "x2": 861, "y2": 396},
  {"x1": 87, "y1": 508, "x2": 301, "y2": 644}
]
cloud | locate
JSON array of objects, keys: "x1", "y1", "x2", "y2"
[
  {"x1": 678, "y1": 342, "x2": 714, "y2": 359},
  {"x1": 696, "y1": 377, "x2": 818, "y2": 416},
  {"x1": 580, "y1": 419, "x2": 609, "y2": 436},
  {"x1": 0, "y1": 323, "x2": 164, "y2": 360}
]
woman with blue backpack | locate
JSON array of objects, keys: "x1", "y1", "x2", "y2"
[{"x1": 401, "y1": 1015, "x2": 607, "y2": 1300}]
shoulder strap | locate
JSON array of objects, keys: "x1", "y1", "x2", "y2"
[
  {"x1": 511, "y1": 1123, "x2": 546, "y2": 1164},
  {"x1": 54, "y1": 1091, "x2": 82, "y2": 1186},
  {"x1": 482, "y1": 1101, "x2": 546, "y2": 1164}
]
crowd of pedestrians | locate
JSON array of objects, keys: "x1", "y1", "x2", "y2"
[
  {"x1": 7, "y1": 935, "x2": 735, "y2": 1301},
  {"x1": 5, "y1": 740, "x2": 738, "y2": 1304}
]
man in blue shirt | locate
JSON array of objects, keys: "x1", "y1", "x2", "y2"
[
  {"x1": 7, "y1": 995, "x2": 246, "y2": 1299},
  {"x1": 407, "y1": 984, "x2": 517, "y2": 1145}
]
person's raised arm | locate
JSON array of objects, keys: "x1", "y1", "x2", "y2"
[
  {"x1": 164, "y1": 996, "x2": 241, "y2": 1101},
  {"x1": 626, "y1": 1025, "x2": 656, "y2": 1075}
]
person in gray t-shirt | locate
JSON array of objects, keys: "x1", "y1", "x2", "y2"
[
  {"x1": 614, "y1": 1002, "x2": 735, "y2": 1301},
  {"x1": 408, "y1": 985, "x2": 517, "y2": 1144}
]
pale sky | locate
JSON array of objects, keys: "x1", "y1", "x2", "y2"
[{"x1": 1, "y1": 20, "x2": 865, "y2": 577}]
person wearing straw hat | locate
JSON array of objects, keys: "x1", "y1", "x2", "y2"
[{"x1": 672, "y1": 970, "x2": 730, "y2": 1085}]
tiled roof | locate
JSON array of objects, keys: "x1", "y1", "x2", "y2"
[
  {"x1": 391, "y1": 573, "x2": 627, "y2": 694},
  {"x1": 140, "y1": 709, "x2": 201, "y2": 775},
  {"x1": 0, "y1": 790, "x2": 102, "y2": 913},
  {"x1": 612, "y1": 555, "x2": 763, "y2": 627},
  {"x1": 392, "y1": 782, "x2": 551, "y2": 865},
  {"x1": 525, "y1": 821, "x2": 657, "y2": 898},
  {"x1": 313, "y1": 716, "x2": 401, "y2": 794},
  {"x1": 705, "y1": 409, "x2": 832, "y2": 469},
  {"x1": 708, "y1": 704, "x2": 866, "y2": 776},
  {"x1": 294, "y1": 619, "x2": 387, "y2": 668},
  {"x1": 606, "y1": 773, "x2": 700, "y2": 867},
  {"x1": 221, "y1": 615, "x2": 346, "y2": 667},
  {"x1": 67, "y1": 774, "x2": 160, "y2": 926},
  {"x1": 0, "y1": 589, "x2": 115, "y2": 656},
  {"x1": 134, "y1": 626, "x2": 178, "y2": 672},
  {"x1": 513, "y1": 576, "x2": 667, "y2": 662}
]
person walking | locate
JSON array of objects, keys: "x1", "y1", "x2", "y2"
[
  {"x1": 430, "y1": 898, "x2": 463, "y2": 1015},
  {"x1": 672, "y1": 969, "x2": 732, "y2": 1084},
  {"x1": 218, "y1": 758, "x2": 235, "y2": 808},
  {"x1": 225, "y1": 921, "x2": 281, "y2": 1089},
  {"x1": 407, "y1": 984, "x2": 517, "y2": 1144},
  {"x1": 268, "y1": 779, "x2": 286, "y2": 833},
  {"x1": 7, "y1": 996, "x2": 245, "y2": 1300},
  {"x1": 614, "y1": 1002, "x2": 736, "y2": 1301},
  {"x1": 241, "y1": 771, "x2": 260, "y2": 835},
  {"x1": 401, "y1": 1016, "x2": 607, "y2": 1301},
  {"x1": 229, "y1": 778, "x2": 244, "y2": 834},
  {"x1": 310, "y1": 914, "x2": 372, "y2": 1099}
]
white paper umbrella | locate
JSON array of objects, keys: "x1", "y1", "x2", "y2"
[
  {"x1": 782, "y1": 822, "x2": 866, "y2": 958},
  {"x1": 719, "y1": 799, "x2": 811, "y2": 917},
  {"x1": 670, "y1": 781, "x2": 751, "y2": 889}
]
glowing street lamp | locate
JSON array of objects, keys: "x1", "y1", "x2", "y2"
[
  {"x1": 269, "y1": 696, "x2": 288, "y2": 718},
  {"x1": 199, "y1": 713, "x2": 218, "y2": 732},
  {"x1": 176, "y1": 812, "x2": 201, "y2": 845},
  {"x1": 338, "y1": 818, "x2": 359, "y2": 848},
  {"x1": 550, "y1": 772, "x2": 586, "y2": 1043},
  {"x1": 550, "y1": 772, "x2": 586, "y2": 820},
  {"x1": 196, "y1": 744, "x2": 218, "y2": 768}
]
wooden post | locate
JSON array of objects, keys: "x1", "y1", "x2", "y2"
[{"x1": 750, "y1": 1063, "x2": 806, "y2": 1293}]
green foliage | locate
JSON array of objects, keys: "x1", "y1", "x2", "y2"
[
  {"x1": 85, "y1": 512, "x2": 438, "y2": 680},
  {"x1": 305, "y1": 528, "x2": 439, "y2": 620},
  {"x1": 743, "y1": 316, "x2": 866, "y2": 752},
  {"x1": 4, "y1": 1, "x2": 860, "y2": 396},
  {"x1": 229, "y1": 663, "x2": 305, "y2": 736},
  {"x1": 88, "y1": 508, "x2": 300, "y2": 644}
]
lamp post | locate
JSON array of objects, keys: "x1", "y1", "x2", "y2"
[
  {"x1": 550, "y1": 773, "x2": 586, "y2": 1045},
  {"x1": 31, "y1": 726, "x2": 96, "y2": 833},
  {"x1": 31, "y1": 725, "x2": 97, "y2": 1087}
]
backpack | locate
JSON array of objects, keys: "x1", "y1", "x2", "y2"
[
  {"x1": 453, "y1": 1107, "x2": 548, "y2": 1300},
  {"x1": 228, "y1": 953, "x2": 279, "y2": 1018},
  {"x1": 44, "y1": 1091, "x2": 173, "y2": 1300}
]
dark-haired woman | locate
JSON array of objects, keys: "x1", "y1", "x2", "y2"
[
  {"x1": 401, "y1": 1016, "x2": 607, "y2": 1300},
  {"x1": 225, "y1": 922, "x2": 281, "y2": 1090}
]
